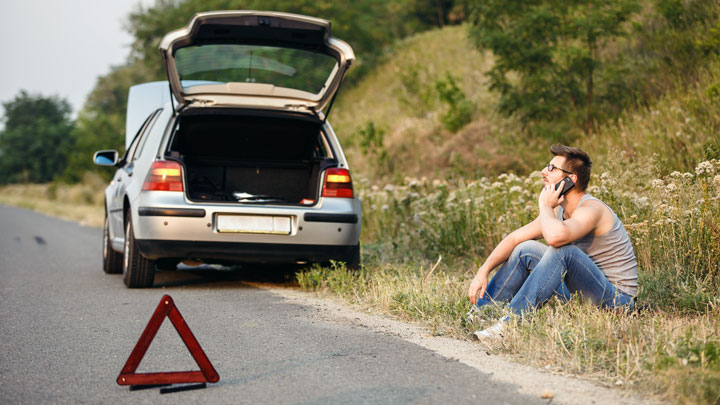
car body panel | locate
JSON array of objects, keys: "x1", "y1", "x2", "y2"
[
  {"x1": 159, "y1": 11, "x2": 355, "y2": 112},
  {"x1": 104, "y1": 100, "x2": 361, "y2": 264}
]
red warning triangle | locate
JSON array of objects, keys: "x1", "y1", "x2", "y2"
[{"x1": 117, "y1": 295, "x2": 219, "y2": 386}]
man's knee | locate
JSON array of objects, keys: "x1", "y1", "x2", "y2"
[
  {"x1": 514, "y1": 240, "x2": 547, "y2": 257},
  {"x1": 544, "y1": 244, "x2": 581, "y2": 259}
]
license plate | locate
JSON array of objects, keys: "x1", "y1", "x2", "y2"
[{"x1": 216, "y1": 215, "x2": 292, "y2": 234}]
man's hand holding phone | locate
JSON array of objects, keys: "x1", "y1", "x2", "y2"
[{"x1": 539, "y1": 177, "x2": 574, "y2": 209}]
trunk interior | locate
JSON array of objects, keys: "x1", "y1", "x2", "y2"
[{"x1": 168, "y1": 111, "x2": 335, "y2": 205}]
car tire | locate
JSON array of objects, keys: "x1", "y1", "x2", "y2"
[
  {"x1": 345, "y1": 243, "x2": 361, "y2": 271},
  {"x1": 123, "y1": 213, "x2": 156, "y2": 288},
  {"x1": 103, "y1": 214, "x2": 123, "y2": 274}
]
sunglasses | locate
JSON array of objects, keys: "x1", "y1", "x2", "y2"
[{"x1": 546, "y1": 163, "x2": 573, "y2": 175}]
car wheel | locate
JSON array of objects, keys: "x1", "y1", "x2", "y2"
[
  {"x1": 123, "y1": 213, "x2": 156, "y2": 288},
  {"x1": 103, "y1": 214, "x2": 123, "y2": 274}
]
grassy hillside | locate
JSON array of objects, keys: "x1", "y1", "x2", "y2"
[
  {"x1": 331, "y1": 25, "x2": 544, "y2": 182},
  {"x1": 331, "y1": 24, "x2": 720, "y2": 184}
]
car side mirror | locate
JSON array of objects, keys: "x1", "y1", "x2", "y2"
[{"x1": 93, "y1": 150, "x2": 119, "y2": 166}]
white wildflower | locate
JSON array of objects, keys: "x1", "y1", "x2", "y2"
[
  {"x1": 600, "y1": 172, "x2": 610, "y2": 180},
  {"x1": 635, "y1": 196, "x2": 649, "y2": 208},
  {"x1": 492, "y1": 181, "x2": 503, "y2": 188},
  {"x1": 676, "y1": 131, "x2": 682, "y2": 137},
  {"x1": 509, "y1": 185, "x2": 523, "y2": 193},
  {"x1": 685, "y1": 117, "x2": 691, "y2": 124},
  {"x1": 683, "y1": 172, "x2": 694, "y2": 179},
  {"x1": 695, "y1": 161, "x2": 715, "y2": 176},
  {"x1": 651, "y1": 179, "x2": 664, "y2": 188},
  {"x1": 665, "y1": 183, "x2": 677, "y2": 193},
  {"x1": 384, "y1": 184, "x2": 394, "y2": 192},
  {"x1": 381, "y1": 204, "x2": 389, "y2": 211},
  {"x1": 409, "y1": 192, "x2": 419, "y2": 199},
  {"x1": 371, "y1": 185, "x2": 379, "y2": 192},
  {"x1": 505, "y1": 173, "x2": 519, "y2": 183},
  {"x1": 464, "y1": 198, "x2": 472, "y2": 205},
  {"x1": 670, "y1": 171, "x2": 682, "y2": 178},
  {"x1": 665, "y1": 218, "x2": 676, "y2": 224},
  {"x1": 713, "y1": 175, "x2": 720, "y2": 187}
]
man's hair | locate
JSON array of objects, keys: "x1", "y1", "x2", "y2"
[{"x1": 550, "y1": 144, "x2": 592, "y2": 191}]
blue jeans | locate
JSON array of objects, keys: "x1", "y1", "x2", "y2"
[{"x1": 476, "y1": 240, "x2": 635, "y2": 315}]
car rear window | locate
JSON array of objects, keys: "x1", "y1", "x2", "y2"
[{"x1": 174, "y1": 44, "x2": 338, "y2": 95}]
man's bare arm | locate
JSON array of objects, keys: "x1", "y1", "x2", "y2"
[{"x1": 468, "y1": 218, "x2": 542, "y2": 304}]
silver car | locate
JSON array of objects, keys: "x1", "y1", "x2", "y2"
[{"x1": 94, "y1": 11, "x2": 361, "y2": 288}]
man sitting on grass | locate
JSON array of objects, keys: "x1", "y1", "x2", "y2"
[{"x1": 467, "y1": 144, "x2": 637, "y2": 339}]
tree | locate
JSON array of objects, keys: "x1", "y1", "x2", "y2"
[
  {"x1": 468, "y1": 0, "x2": 639, "y2": 137},
  {"x1": 61, "y1": 60, "x2": 155, "y2": 182},
  {"x1": 0, "y1": 91, "x2": 74, "y2": 184}
]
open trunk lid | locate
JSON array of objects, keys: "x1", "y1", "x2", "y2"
[{"x1": 159, "y1": 11, "x2": 355, "y2": 113}]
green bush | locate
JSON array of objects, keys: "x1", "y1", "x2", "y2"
[{"x1": 435, "y1": 72, "x2": 475, "y2": 132}]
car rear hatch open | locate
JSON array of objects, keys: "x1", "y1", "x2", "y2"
[{"x1": 159, "y1": 11, "x2": 355, "y2": 113}]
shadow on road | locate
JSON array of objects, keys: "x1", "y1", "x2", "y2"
[{"x1": 152, "y1": 263, "x2": 301, "y2": 289}]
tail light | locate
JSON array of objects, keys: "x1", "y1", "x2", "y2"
[
  {"x1": 142, "y1": 161, "x2": 184, "y2": 191},
  {"x1": 322, "y1": 168, "x2": 353, "y2": 198}
]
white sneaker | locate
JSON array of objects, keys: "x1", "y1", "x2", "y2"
[{"x1": 473, "y1": 316, "x2": 509, "y2": 340}]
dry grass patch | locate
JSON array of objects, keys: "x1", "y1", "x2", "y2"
[{"x1": 0, "y1": 173, "x2": 106, "y2": 227}]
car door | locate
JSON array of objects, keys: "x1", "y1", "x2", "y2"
[{"x1": 108, "y1": 110, "x2": 163, "y2": 240}]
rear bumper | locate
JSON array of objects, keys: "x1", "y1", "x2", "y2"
[{"x1": 135, "y1": 239, "x2": 357, "y2": 263}]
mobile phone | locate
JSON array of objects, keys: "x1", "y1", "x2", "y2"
[{"x1": 554, "y1": 176, "x2": 575, "y2": 197}]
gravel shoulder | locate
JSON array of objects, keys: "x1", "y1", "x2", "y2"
[{"x1": 254, "y1": 284, "x2": 662, "y2": 405}]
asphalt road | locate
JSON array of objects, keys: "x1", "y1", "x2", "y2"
[{"x1": 0, "y1": 204, "x2": 543, "y2": 404}]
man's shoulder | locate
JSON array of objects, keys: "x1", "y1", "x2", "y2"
[
  {"x1": 572, "y1": 198, "x2": 609, "y2": 221},
  {"x1": 576, "y1": 197, "x2": 615, "y2": 230}
]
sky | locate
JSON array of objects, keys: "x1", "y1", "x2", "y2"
[{"x1": 0, "y1": 0, "x2": 155, "y2": 117}]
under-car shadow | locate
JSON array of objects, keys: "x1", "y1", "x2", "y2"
[{"x1": 152, "y1": 263, "x2": 301, "y2": 289}]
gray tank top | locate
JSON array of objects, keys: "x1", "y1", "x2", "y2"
[{"x1": 557, "y1": 194, "x2": 638, "y2": 296}]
